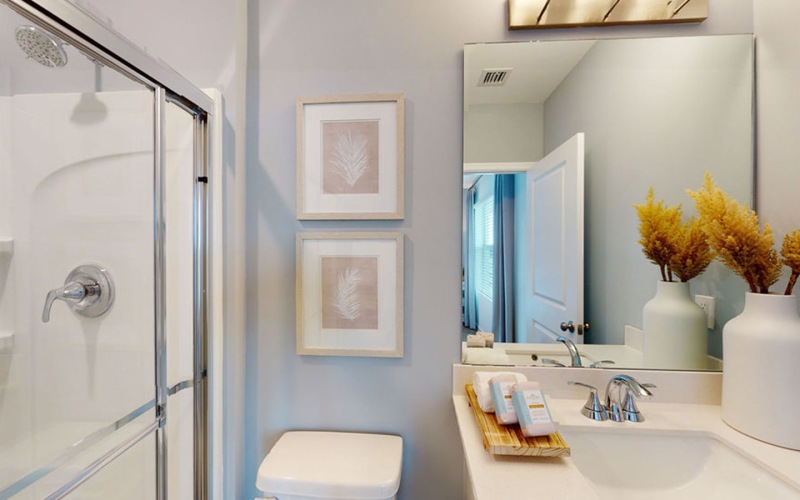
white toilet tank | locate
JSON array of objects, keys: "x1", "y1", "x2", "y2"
[{"x1": 256, "y1": 431, "x2": 403, "y2": 500}]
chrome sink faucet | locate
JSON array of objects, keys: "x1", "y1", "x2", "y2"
[
  {"x1": 556, "y1": 336, "x2": 583, "y2": 367},
  {"x1": 568, "y1": 374, "x2": 656, "y2": 423},
  {"x1": 605, "y1": 374, "x2": 655, "y2": 422}
]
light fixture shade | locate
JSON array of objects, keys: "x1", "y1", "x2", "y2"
[{"x1": 508, "y1": 0, "x2": 708, "y2": 30}]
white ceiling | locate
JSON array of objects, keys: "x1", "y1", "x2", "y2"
[{"x1": 464, "y1": 40, "x2": 595, "y2": 106}]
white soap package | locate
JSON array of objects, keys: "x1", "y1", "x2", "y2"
[
  {"x1": 511, "y1": 381, "x2": 557, "y2": 437},
  {"x1": 489, "y1": 374, "x2": 522, "y2": 425},
  {"x1": 472, "y1": 371, "x2": 527, "y2": 413}
]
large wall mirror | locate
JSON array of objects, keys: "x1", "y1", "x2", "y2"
[{"x1": 462, "y1": 34, "x2": 755, "y2": 371}]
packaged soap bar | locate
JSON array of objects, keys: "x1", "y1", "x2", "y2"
[
  {"x1": 511, "y1": 381, "x2": 557, "y2": 437},
  {"x1": 489, "y1": 374, "x2": 520, "y2": 425},
  {"x1": 473, "y1": 372, "x2": 527, "y2": 413}
]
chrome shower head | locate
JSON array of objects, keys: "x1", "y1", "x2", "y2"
[{"x1": 15, "y1": 25, "x2": 68, "y2": 68}]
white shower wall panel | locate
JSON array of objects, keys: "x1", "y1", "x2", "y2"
[
  {"x1": 0, "y1": 94, "x2": 34, "y2": 491},
  {"x1": 70, "y1": 434, "x2": 156, "y2": 499},
  {"x1": 0, "y1": 96, "x2": 11, "y2": 237},
  {"x1": 0, "y1": 95, "x2": 14, "y2": 340},
  {"x1": 5, "y1": 90, "x2": 157, "y2": 482}
]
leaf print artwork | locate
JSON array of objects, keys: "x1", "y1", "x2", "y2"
[
  {"x1": 322, "y1": 120, "x2": 380, "y2": 194},
  {"x1": 331, "y1": 132, "x2": 369, "y2": 187},
  {"x1": 321, "y1": 256, "x2": 379, "y2": 329},
  {"x1": 333, "y1": 267, "x2": 362, "y2": 320}
]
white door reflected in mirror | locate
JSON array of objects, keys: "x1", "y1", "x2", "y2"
[{"x1": 527, "y1": 133, "x2": 584, "y2": 344}]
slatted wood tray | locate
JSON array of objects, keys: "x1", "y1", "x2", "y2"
[{"x1": 465, "y1": 384, "x2": 571, "y2": 457}]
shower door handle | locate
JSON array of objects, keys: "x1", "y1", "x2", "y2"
[{"x1": 41, "y1": 264, "x2": 115, "y2": 322}]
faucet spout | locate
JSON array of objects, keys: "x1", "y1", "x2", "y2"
[
  {"x1": 606, "y1": 374, "x2": 652, "y2": 398},
  {"x1": 604, "y1": 374, "x2": 655, "y2": 422},
  {"x1": 556, "y1": 336, "x2": 583, "y2": 367}
]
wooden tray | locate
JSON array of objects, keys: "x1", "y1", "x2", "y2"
[{"x1": 465, "y1": 384, "x2": 571, "y2": 457}]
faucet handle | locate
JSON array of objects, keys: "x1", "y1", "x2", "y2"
[
  {"x1": 589, "y1": 359, "x2": 616, "y2": 368},
  {"x1": 42, "y1": 281, "x2": 87, "y2": 322},
  {"x1": 568, "y1": 381, "x2": 608, "y2": 421},
  {"x1": 568, "y1": 381, "x2": 596, "y2": 391},
  {"x1": 41, "y1": 265, "x2": 115, "y2": 323},
  {"x1": 622, "y1": 382, "x2": 656, "y2": 422}
]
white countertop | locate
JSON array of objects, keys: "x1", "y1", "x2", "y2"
[{"x1": 453, "y1": 365, "x2": 800, "y2": 500}]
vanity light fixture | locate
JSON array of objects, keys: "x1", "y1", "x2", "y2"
[{"x1": 508, "y1": 0, "x2": 708, "y2": 30}]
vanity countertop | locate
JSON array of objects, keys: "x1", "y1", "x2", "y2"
[{"x1": 454, "y1": 384, "x2": 800, "y2": 499}]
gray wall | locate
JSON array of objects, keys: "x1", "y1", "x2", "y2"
[
  {"x1": 464, "y1": 103, "x2": 543, "y2": 163},
  {"x1": 544, "y1": 35, "x2": 754, "y2": 356},
  {"x1": 754, "y1": 1, "x2": 800, "y2": 245}
]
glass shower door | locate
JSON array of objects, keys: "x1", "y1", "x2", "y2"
[{"x1": 0, "y1": 6, "x2": 160, "y2": 498}]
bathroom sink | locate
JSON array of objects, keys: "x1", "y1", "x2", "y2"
[{"x1": 560, "y1": 427, "x2": 800, "y2": 499}]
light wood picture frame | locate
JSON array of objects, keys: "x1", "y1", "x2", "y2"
[
  {"x1": 296, "y1": 232, "x2": 404, "y2": 357},
  {"x1": 296, "y1": 94, "x2": 405, "y2": 220}
]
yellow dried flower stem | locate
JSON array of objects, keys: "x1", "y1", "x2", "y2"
[
  {"x1": 782, "y1": 230, "x2": 800, "y2": 295},
  {"x1": 635, "y1": 187, "x2": 682, "y2": 282},
  {"x1": 670, "y1": 217, "x2": 713, "y2": 282},
  {"x1": 688, "y1": 172, "x2": 781, "y2": 293}
]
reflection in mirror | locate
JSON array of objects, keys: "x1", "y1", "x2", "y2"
[{"x1": 462, "y1": 34, "x2": 754, "y2": 371}]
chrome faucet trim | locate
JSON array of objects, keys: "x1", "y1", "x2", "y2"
[
  {"x1": 589, "y1": 359, "x2": 616, "y2": 369},
  {"x1": 605, "y1": 374, "x2": 655, "y2": 422},
  {"x1": 568, "y1": 374, "x2": 656, "y2": 423},
  {"x1": 556, "y1": 336, "x2": 583, "y2": 367},
  {"x1": 41, "y1": 265, "x2": 115, "y2": 323},
  {"x1": 42, "y1": 281, "x2": 91, "y2": 322},
  {"x1": 568, "y1": 381, "x2": 608, "y2": 421},
  {"x1": 541, "y1": 358, "x2": 566, "y2": 367}
]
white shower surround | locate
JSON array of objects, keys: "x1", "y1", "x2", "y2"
[{"x1": 0, "y1": 89, "x2": 198, "y2": 497}]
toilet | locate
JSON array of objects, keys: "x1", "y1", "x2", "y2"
[{"x1": 255, "y1": 431, "x2": 403, "y2": 500}]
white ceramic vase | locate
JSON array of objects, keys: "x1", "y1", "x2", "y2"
[
  {"x1": 722, "y1": 292, "x2": 800, "y2": 450},
  {"x1": 642, "y1": 281, "x2": 708, "y2": 370}
]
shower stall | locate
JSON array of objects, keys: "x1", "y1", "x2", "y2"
[{"x1": 0, "y1": 0, "x2": 216, "y2": 498}]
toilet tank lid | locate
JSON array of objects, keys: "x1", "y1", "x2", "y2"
[{"x1": 256, "y1": 431, "x2": 403, "y2": 500}]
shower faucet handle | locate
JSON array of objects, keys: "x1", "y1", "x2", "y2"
[
  {"x1": 42, "y1": 281, "x2": 89, "y2": 322},
  {"x1": 41, "y1": 265, "x2": 115, "y2": 323}
]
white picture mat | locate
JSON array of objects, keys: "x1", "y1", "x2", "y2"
[
  {"x1": 300, "y1": 238, "x2": 398, "y2": 352},
  {"x1": 303, "y1": 101, "x2": 398, "y2": 214}
]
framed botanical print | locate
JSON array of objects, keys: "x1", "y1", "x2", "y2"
[
  {"x1": 296, "y1": 94, "x2": 404, "y2": 220},
  {"x1": 296, "y1": 232, "x2": 404, "y2": 357}
]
